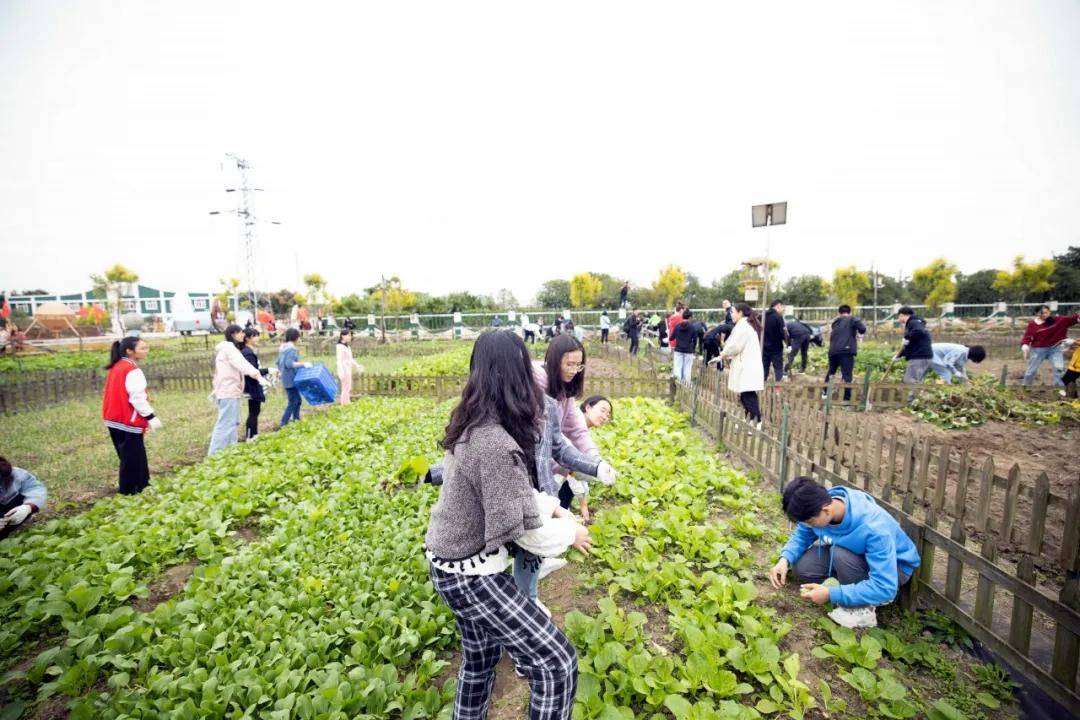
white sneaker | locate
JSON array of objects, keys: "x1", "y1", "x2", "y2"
[
  {"x1": 538, "y1": 557, "x2": 568, "y2": 580},
  {"x1": 828, "y1": 606, "x2": 877, "y2": 629},
  {"x1": 535, "y1": 599, "x2": 553, "y2": 618}
]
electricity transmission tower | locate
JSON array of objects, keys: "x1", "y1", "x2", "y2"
[{"x1": 209, "y1": 154, "x2": 281, "y2": 315}]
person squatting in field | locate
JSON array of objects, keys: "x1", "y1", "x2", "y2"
[
  {"x1": 768, "y1": 476, "x2": 921, "y2": 629},
  {"x1": 0, "y1": 456, "x2": 46, "y2": 540},
  {"x1": 424, "y1": 331, "x2": 589, "y2": 720}
]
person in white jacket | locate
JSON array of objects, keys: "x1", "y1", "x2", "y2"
[
  {"x1": 719, "y1": 302, "x2": 766, "y2": 429},
  {"x1": 208, "y1": 325, "x2": 267, "y2": 456},
  {"x1": 335, "y1": 330, "x2": 363, "y2": 405}
]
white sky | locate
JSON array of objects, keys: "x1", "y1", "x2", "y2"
[{"x1": 1, "y1": 1, "x2": 1078, "y2": 304}]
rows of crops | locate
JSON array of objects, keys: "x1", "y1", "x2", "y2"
[
  {"x1": 1, "y1": 393, "x2": 1018, "y2": 719},
  {"x1": 1, "y1": 398, "x2": 456, "y2": 719},
  {"x1": 568, "y1": 399, "x2": 1015, "y2": 720}
]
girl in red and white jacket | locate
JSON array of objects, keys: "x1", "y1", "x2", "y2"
[{"x1": 102, "y1": 336, "x2": 160, "y2": 494}]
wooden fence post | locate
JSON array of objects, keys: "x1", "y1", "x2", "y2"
[
  {"x1": 861, "y1": 368, "x2": 873, "y2": 411},
  {"x1": 778, "y1": 404, "x2": 790, "y2": 492}
]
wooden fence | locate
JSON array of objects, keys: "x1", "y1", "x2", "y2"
[
  {"x1": 0, "y1": 357, "x2": 216, "y2": 414},
  {"x1": 674, "y1": 373, "x2": 1080, "y2": 715}
]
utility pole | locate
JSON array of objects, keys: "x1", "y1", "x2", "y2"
[
  {"x1": 379, "y1": 274, "x2": 388, "y2": 344},
  {"x1": 872, "y1": 264, "x2": 879, "y2": 336},
  {"x1": 209, "y1": 154, "x2": 281, "y2": 320}
]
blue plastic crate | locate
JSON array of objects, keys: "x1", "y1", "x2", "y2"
[{"x1": 294, "y1": 364, "x2": 338, "y2": 406}]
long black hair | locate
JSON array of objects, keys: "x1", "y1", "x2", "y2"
[
  {"x1": 106, "y1": 336, "x2": 141, "y2": 369},
  {"x1": 734, "y1": 302, "x2": 762, "y2": 335},
  {"x1": 544, "y1": 334, "x2": 586, "y2": 400},
  {"x1": 224, "y1": 324, "x2": 244, "y2": 348},
  {"x1": 442, "y1": 331, "x2": 540, "y2": 485},
  {"x1": 338, "y1": 330, "x2": 351, "y2": 345},
  {"x1": 580, "y1": 395, "x2": 613, "y2": 419}
]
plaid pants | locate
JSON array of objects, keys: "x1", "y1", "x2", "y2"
[{"x1": 429, "y1": 565, "x2": 577, "y2": 720}]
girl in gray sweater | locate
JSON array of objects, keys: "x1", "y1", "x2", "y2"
[{"x1": 425, "y1": 331, "x2": 586, "y2": 719}]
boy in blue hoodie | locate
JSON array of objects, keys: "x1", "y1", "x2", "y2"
[{"x1": 768, "y1": 476, "x2": 921, "y2": 628}]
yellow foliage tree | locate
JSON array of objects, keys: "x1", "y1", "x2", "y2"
[
  {"x1": 829, "y1": 266, "x2": 870, "y2": 310},
  {"x1": 911, "y1": 258, "x2": 958, "y2": 312},
  {"x1": 569, "y1": 273, "x2": 603, "y2": 308},
  {"x1": 653, "y1": 265, "x2": 687, "y2": 309},
  {"x1": 992, "y1": 255, "x2": 1056, "y2": 304}
]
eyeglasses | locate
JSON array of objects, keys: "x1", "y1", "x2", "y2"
[{"x1": 563, "y1": 363, "x2": 586, "y2": 374}]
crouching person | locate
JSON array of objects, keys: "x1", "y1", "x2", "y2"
[
  {"x1": 1, "y1": 456, "x2": 46, "y2": 540},
  {"x1": 768, "y1": 476, "x2": 921, "y2": 629}
]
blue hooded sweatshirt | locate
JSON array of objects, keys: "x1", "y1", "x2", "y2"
[{"x1": 780, "y1": 486, "x2": 921, "y2": 607}]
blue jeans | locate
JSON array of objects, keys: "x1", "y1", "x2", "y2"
[
  {"x1": 1024, "y1": 346, "x2": 1065, "y2": 386},
  {"x1": 513, "y1": 551, "x2": 540, "y2": 600},
  {"x1": 208, "y1": 398, "x2": 241, "y2": 456},
  {"x1": 673, "y1": 351, "x2": 694, "y2": 382},
  {"x1": 281, "y1": 387, "x2": 302, "y2": 425}
]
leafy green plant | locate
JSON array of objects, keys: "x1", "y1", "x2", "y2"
[
  {"x1": 923, "y1": 610, "x2": 974, "y2": 650},
  {"x1": 840, "y1": 667, "x2": 918, "y2": 719},
  {"x1": 812, "y1": 618, "x2": 883, "y2": 669},
  {"x1": 972, "y1": 662, "x2": 1018, "y2": 701}
]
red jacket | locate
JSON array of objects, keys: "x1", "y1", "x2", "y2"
[
  {"x1": 1021, "y1": 314, "x2": 1079, "y2": 349},
  {"x1": 667, "y1": 313, "x2": 683, "y2": 348},
  {"x1": 102, "y1": 359, "x2": 153, "y2": 433}
]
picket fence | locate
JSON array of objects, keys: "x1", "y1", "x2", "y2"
[{"x1": 673, "y1": 372, "x2": 1080, "y2": 715}]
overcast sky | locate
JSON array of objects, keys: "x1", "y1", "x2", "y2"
[{"x1": 2, "y1": 1, "x2": 1078, "y2": 304}]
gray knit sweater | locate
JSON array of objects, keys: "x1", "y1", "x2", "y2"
[{"x1": 425, "y1": 423, "x2": 543, "y2": 562}]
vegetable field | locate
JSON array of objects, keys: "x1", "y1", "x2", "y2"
[{"x1": 1, "y1": 390, "x2": 1024, "y2": 719}]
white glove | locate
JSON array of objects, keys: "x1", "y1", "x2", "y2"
[
  {"x1": 148, "y1": 417, "x2": 163, "y2": 431},
  {"x1": 268, "y1": 367, "x2": 280, "y2": 376},
  {"x1": 4, "y1": 504, "x2": 32, "y2": 526},
  {"x1": 259, "y1": 377, "x2": 271, "y2": 388},
  {"x1": 596, "y1": 462, "x2": 617, "y2": 486},
  {"x1": 303, "y1": 363, "x2": 314, "y2": 369}
]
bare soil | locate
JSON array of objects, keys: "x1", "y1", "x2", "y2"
[{"x1": 132, "y1": 560, "x2": 198, "y2": 613}]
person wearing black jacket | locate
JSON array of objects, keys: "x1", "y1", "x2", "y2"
[
  {"x1": 785, "y1": 318, "x2": 820, "y2": 374},
  {"x1": 824, "y1": 305, "x2": 867, "y2": 401},
  {"x1": 762, "y1": 300, "x2": 788, "y2": 382},
  {"x1": 671, "y1": 310, "x2": 704, "y2": 383},
  {"x1": 626, "y1": 312, "x2": 642, "y2": 355},
  {"x1": 704, "y1": 321, "x2": 735, "y2": 370},
  {"x1": 240, "y1": 328, "x2": 272, "y2": 439},
  {"x1": 895, "y1": 306, "x2": 934, "y2": 400}
]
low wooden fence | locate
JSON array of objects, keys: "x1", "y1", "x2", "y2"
[
  {"x1": 0, "y1": 357, "x2": 215, "y2": 414},
  {"x1": 674, "y1": 374, "x2": 1080, "y2": 715}
]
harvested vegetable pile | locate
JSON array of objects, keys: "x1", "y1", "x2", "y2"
[{"x1": 908, "y1": 376, "x2": 1080, "y2": 429}]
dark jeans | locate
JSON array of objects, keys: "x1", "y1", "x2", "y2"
[
  {"x1": 786, "y1": 337, "x2": 810, "y2": 373},
  {"x1": 558, "y1": 480, "x2": 574, "y2": 510},
  {"x1": 0, "y1": 493, "x2": 25, "y2": 539},
  {"x1": 524, "y1": 330, "x2": 535, "y2": 344},
  {"x1": 245, "y1": 399, "x2": 262, "y2": 439},
  {"x1": 601, "y1": 328, "x2": 609, "y2": 344},
  {"x1": 792, "y1": 544, "x2": 912, "y2": 607},
  {"x1": 763, "y1": 350, "x2": 784, "y2": 382},
  {"x1": 739, "y1": 391, "x2": 761, "y2": 423},
  {"x1": 825, "y1": 353, "x2": 856, "y2": 401},
  {"x1": 1065, "y1": 369, "x2": 1079, "y2": 398},
  {"x1": 109, "y1": 427, "x2": 150, "y2": 495},
  {"x1": 281, "y1": 387, "x2": 302, "y2": 426},
  {"x1": 629, "y1": 334, "x2": 640, "y2": 355}
]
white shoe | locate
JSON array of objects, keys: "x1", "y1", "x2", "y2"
[
  {"x1": 535, "y1": 599, "x2": 553, "y2": 618},
  {"x1": 828, "y1": 606, "x2": 877, "y2": 629},
  {"x1": 538, "y1": 557, "x2": 568, "y2": 580}
]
